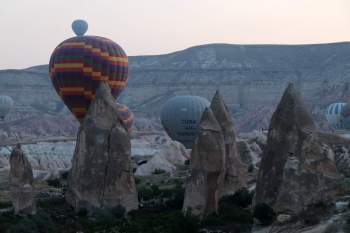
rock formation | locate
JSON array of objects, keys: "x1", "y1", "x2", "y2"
[
  {"x1": 253, "y1": 83, "x2": 344, "y2": 214},
  {"x1": 135, "y1": 141, "x2": 188, "y2": 176},
  {"x1": 9, "y1": 143, "x2": 36, "y2": 214},
  {"x1": 66, "y1": 82, "x2": 138, "y2": 213},
  {"x1": 210, "y1": 90, "x2": 246, "y2": 197},
  {"x1": 183, "y1": 107, "x2": 225, "y2": 217}
]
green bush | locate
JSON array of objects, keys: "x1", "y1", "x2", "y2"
[
  {"x1": 165, "y1": 184, "x2": 185, "y2": 210},
  {"x1": 170, "y1": 208, "x2": 200, "y2": 233},
  {"x1": 248, "y1": 163, "x2": 254, "y2": 173},
  {"x1": 253, "y1": 203, "x2": 276, "y2": 225},
  {"x1": 31, "y1": 212, "x2": 56, "y2": 233},
  {"x1": 152, "y1": 168, "x2": 166, "y2": 175},
  {"x1": 132, "y1": 167, "x2": 137, "y2": 173},
  {"x1": 134, "y1": 177, "x2": 141, "y2": 185},
  {"x1": 11, "y1": 217, "x2": 37, "y2": 233},
  {"x1": 60, "y1": 171, "x2": 69, "y2": 179},
  {"x1": 219, "y1": 188, "x2": 254, "y2": 208},
  {"x1": 106, "y1": 204, "x2": 126, "y2": 219},
  {"x1": 47, "y1": 178, "x2": 62, "y2": 188}
]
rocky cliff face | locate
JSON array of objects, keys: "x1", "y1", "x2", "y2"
[
  {"x1": 253, "y1": 83, "x2": 344, "y2": 214},
  {"x1": 1, "y1": 43, "x2": 350, "y2": 138}
]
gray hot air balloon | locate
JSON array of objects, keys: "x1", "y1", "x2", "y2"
[
  {"x1": 0, "y1": 96, "x2": 13, "y2": 120},
  {"x1": 72, "y1": 20, "x2": 88, "y2": 36},
  {"x1": 160, "y1": 95, "x2": 211, "y2": 149},
  {"x1": 340, "y1": 103, "x2": 350, "y2": 129}
]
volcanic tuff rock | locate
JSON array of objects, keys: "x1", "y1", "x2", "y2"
[
  {"x1": 253, "y1": 83, "x2": 344, "y2": 214},
  {"x1": 9, "y1": 143, "x2": 36, "y2": 214},
  {"x1": 183, "y1": 108, "x2": 225, "y2": 217},
  {"x1": 210, "y1": 90, "x2": 246, "y2": 197},
  {"x1": 66, "y1": 82, "x2": 138, "y2": 213}
]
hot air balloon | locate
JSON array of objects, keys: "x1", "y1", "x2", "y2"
[
  {"x1": 49, "y1": 27, "x2": 129, "y2": 123},
  {"x1": 72, "y1": 19, "x2": 88, "y2": 36},
  {"x1": 325, "y1": 103, "x2": 346, "y2": 130},
  {"x1": 160, "y1": 95, "x2": 211, "y2": 149},
  {"x1": 116, "y1": 103, "x2": 134, "y2": 134},
  {"x1": 0, "y1": 96, "x2": 13, "y2": 120},
  {"x1": 340, "y1": 103, "x2": 350, "y2": 130}
]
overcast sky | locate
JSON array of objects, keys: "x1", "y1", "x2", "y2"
[{"x1": 0, "y1": 0, "x2": 350, "y2": 70}]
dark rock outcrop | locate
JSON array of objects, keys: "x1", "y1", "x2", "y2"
[
  {"x1": 183, "y1": 107, "x2": 225, "y2": 217},
  {"x1": 66, "y1": 82, "x2": 138, "y2": 213},
  {"x1": 210, "y1": 90, "x2": 246, "y2": 197},
  {"x1": 9, "y1": 143, "x2": 36, "y2": 214},
  {"x1": 253, "y1": 83, "x2": 344, "y2": 214}
]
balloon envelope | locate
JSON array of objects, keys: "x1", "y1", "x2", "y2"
[
  {"x1": 325, "y1": 103, "x2": 346, "y2": 130},
  {"x1": 160, "y1": 96, "x2": 211, "y2": 149},
  {"x1": 49, "y1": 36, "x2": 129, "y2": 123},
  {"x1": 340, "y1": 103, "x2": 350, "y2": 129},
  {"x1": 0, "y1": 96, "x2": 13, "y2": 119},
  {"x1": 116, "y1": 103, "x2": 134, "y2": 134},
  {"x1": 72, "y1": 20, "x2": 88, "y2": 36}
]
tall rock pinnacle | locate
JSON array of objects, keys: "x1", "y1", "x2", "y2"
[
  {"x1": 183, "y1": 107, "x2": 225, "y2": 217},
  {"x1": 9, "y1": 143, "x2": 36, "y2": 214},
  {"x1": 210, "y1": 90, "x2": 246, "y2": 197},
  {"x1": 253, "y1": 83, "x2": 344, "y2": 214},
  {"x1": 66, "y1": 82, "x2": 138, "y2": 213}
]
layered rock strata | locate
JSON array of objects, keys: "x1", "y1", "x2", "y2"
[
  {"x1": 9, "y1": 143, "x2": 36, "y2": 214},
  {"x1": 66, "y1": 82, "x2": 138, "y2": 213},
  {"x1": 210, "y1": 90, "x2": 246, "y2": 197},
  {"x1": 183, "y1": 107, "x2": 225, "y2": 217},
  {"x1": 253, "y1": 83, "x2": 344, "y2": 214}
]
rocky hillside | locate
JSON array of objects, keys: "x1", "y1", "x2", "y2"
[{"x1": 1, "y1": 42, "x2": 350, "y2": 138}]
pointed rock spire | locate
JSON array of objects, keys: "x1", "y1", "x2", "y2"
[
  {"x1": 9, "y1": 143, "x2": 36, "y2": 214},
  {"x1": 210, "y1": 90, "x2": 246, "y2": 197},
  {"x1": 183, "y1": 107, "x2": 225, "y2": 217},
  {"x1": 66, "y1": 82, "x2": 138, "y2": 213},
  {"x1": 253, "y1": 83, "x2": 344, "y2": 214}
]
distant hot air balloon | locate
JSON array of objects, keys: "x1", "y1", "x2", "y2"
[
  {"x1": 325, "y1": 103, "x2": 346, "y2": 130},
  {"x1": 49, "y1": 30, "x2": 129, "y2": 123},
  {"x1": 340, "y1": 103, "x2": 350, "y2": 130},
  {"x1": 72, "y1": 20, "x2": 88, "y2": 36},
  {"x1": 0, "y1": 96, "x2": 13, "y2": 120},
  {"x1": 116, "y1": 103, "x2": 134, "y2": 134},
  {"x1": 160, "y1": 95, "x2": 211, "y2": 149}
]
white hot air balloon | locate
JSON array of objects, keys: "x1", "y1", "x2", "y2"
[{"x1": 325, "y1": 103, "x2": 346, "y2": 130}]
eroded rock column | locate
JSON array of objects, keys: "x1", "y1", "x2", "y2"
[{"x1": 66, "y1": 82, "x2": 138, "y2": 213}]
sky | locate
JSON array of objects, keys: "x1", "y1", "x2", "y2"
[{"x1": 0, "y1": 0, "x2": 350, "y2": 70}]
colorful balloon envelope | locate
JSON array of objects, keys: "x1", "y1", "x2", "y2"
[
  {"x1": 0, "y1": 96, "x2": 13, "y2": 120},
  {"x1": 116, "y1": 103, "x2": 134, "y2": 134},
  {"x1": 325, "y1": 103, "x2": 346, "y2": 130},
  {"x1": 49, "y1": 36, "x2": 129, "y2": 123},
  {"x1": 160, "y1": 95, "x2": 211, "y2": 149}
]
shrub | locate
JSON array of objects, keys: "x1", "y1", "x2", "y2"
[
  {"x1": 166, "y1": 184, "x2": 185, "y2": 210},
  {"x1": 91, "y1": 207, "x2": 114, "y2": 222},
  {"x1": 134, "y1": 177, "x2": 141, "y2": 185},
  {"x1": 152, "y1": 168, "x2": 166, "y2": 175},
  {"x1": 132, "y1": 167, "x2": 137, "y2": 173},
  {"x1": 184, "y1": 159, "x2": 190, "y2": 165},
  {"x1": 106, "y1": 204, "x2": 126, "y2": 219},
  {"x1": 11, "y1": 217, "x2": 37, "y2": 233},
  {"x1": 248, "y1": 163, "x2": 254, "y2": 173},
  {"x1": 31, "y1": 212, "x2": 56, "y2": 233},
  {"x1": 171, "y1": 208, "x2": 200, "y2": 233},
  {"x1": 47, "y1": 178, "x2": 62, "y2": 188},
  {"x1": 253, "y1": 203, "x2": 276, "y2": 225},
  {"x1": 60, "y1": 171, "x2": 69, "y2": 179},
  {"x1": 77, "y1": 207, "x2": 88, "y2": 218},
  {"x1": 219, "y1": 188, "x2": 254, "y2": 208}
]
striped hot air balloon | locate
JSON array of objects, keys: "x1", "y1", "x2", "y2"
[
  {"x1": 160, "y1": 96, "x2": 211, "y2": 149},
  {"x1": 49, "y1": 36, "x2": 129, "y2": 123},
  {"x1": 325, "y1": 103, "x2": 346, "y2": 130},
  {"x1": 116, "y1": 103, "x2": 134, "y2": 134},
  {"x1": 0, "y1": 96, "x2": 13, "y2": 120}
]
